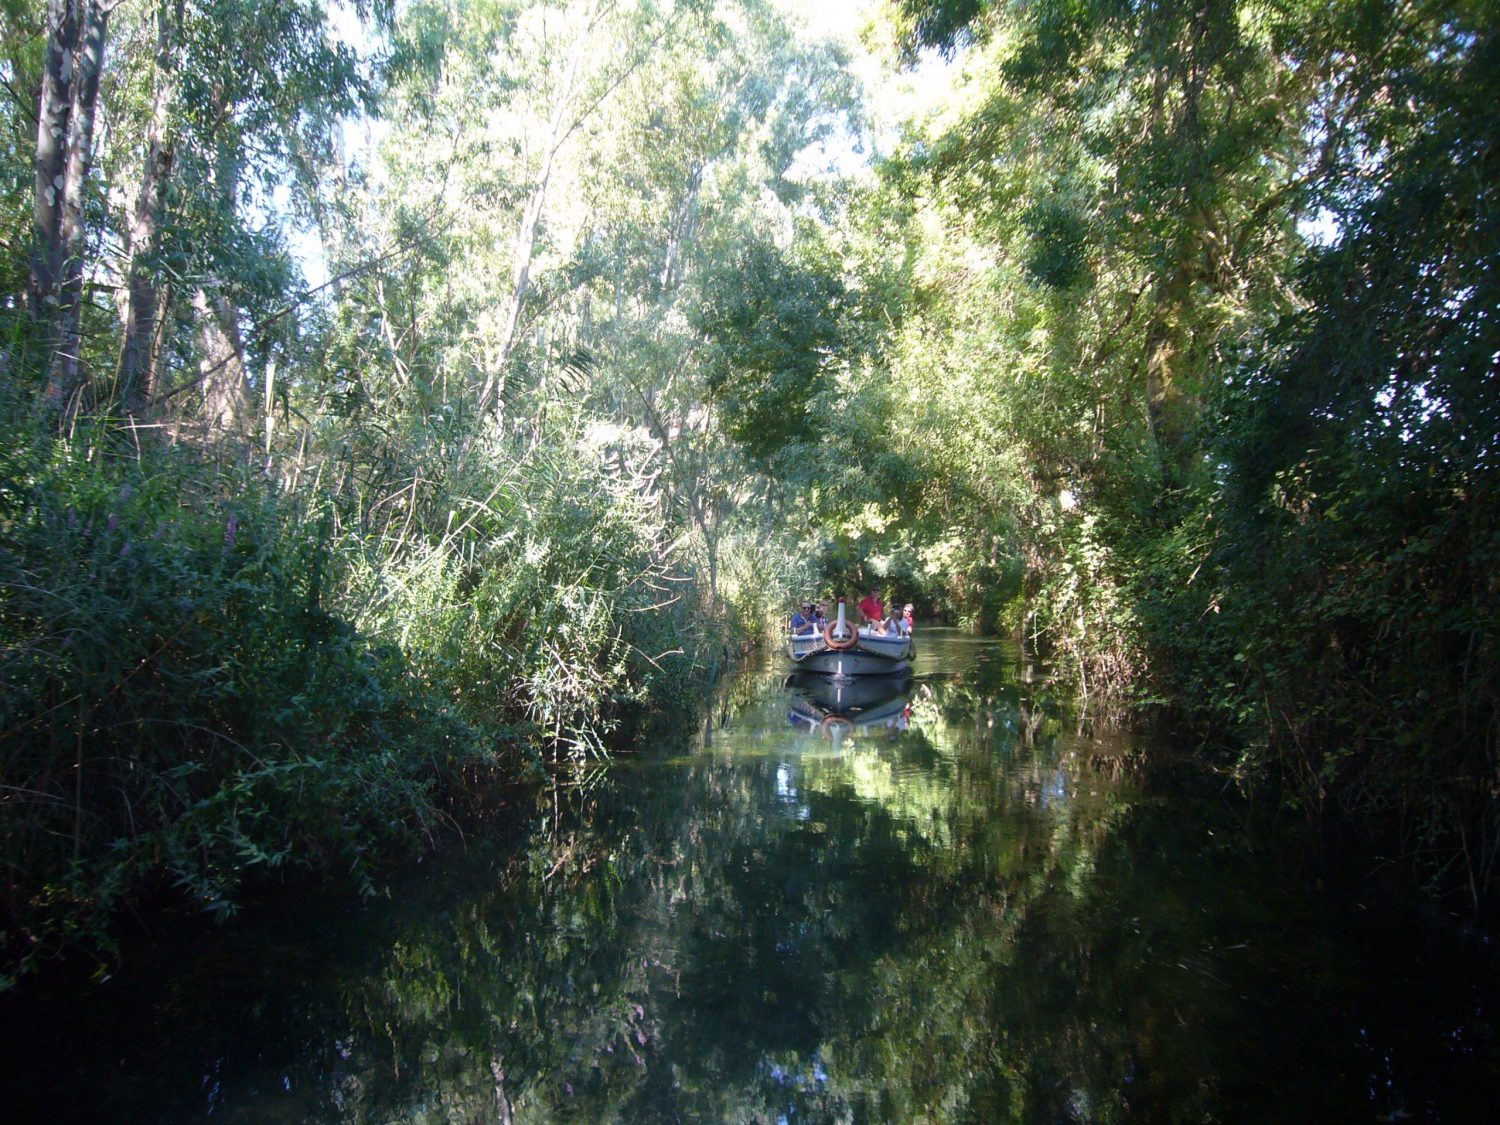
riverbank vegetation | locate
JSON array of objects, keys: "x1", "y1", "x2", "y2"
[
  {"x1": 826, "y1": 0, "x2": 1498, "y2": 916},
  {"x1": 2, "y1": 0, "x2": 1495, "y2": 980},
  {"x1": 1, "y1": 0, "x2": 834, "y2": 980}
]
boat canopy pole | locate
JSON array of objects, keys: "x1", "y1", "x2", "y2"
[{"x1": 833, "y1": 598, "x2": 852, "y2": 640}]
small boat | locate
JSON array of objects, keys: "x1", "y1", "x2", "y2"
[{"x1": 786, "y1": 597, "x2": 914, "y2": 676}]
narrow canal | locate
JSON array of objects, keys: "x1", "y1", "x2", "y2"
[{"x1": 4, "y1": 629, "x2": 1497, "y2": 1121}]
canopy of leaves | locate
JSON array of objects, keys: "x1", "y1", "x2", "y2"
[{"x1": 696, "y1": 236, "x2": 844, "y2": 463}]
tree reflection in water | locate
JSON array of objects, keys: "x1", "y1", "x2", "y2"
[{"x1": 4, "y1": 630, "x2": 1496, "y2": 1122}]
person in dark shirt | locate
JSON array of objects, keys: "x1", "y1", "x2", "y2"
[{"x1": 790, "y1": 601, "x2": 818, "y2": 635}]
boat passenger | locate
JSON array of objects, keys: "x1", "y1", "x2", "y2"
[
  {"x1": 901, "y1": 603, "x2": 915, "y2": 636},
  {"x1": 857, "y1": 588, "x2": 885, "y2": 629},
  {"x1": 790, "y1": 601, "x2": 818, "y2": 635}
]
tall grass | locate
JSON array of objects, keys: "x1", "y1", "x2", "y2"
[
  {"x1": 0, "y1": 402, "x2": 720, "y2": 983},
  {"x1": 344, "y1": 421, "x2": 716, "y2": 762},
  {"x1": 0, "y1": 424, "x2": 459, "y2": 980}
]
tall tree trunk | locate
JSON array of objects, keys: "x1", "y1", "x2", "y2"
[
  {"x1": 659, "y1": 166, "x2": 701, "y2": 292},
  {"x1": 41, "y1": 0, "x2": 113, "y2": 415},
  {"x1": 118, "y1": 0, "x2": 182, "y2": 417},
  {"x1": 1143, "y1": 189, "x2": 1214, "y2": 485},
  {"x1": 1142, "y1": 272, "x2": 1190, "y2": 484},
  {"x1": 1139, "y1": 7, "x2": 1221, "y2": 485},
  {"x1": 476, "y1": 32, "x2": 589, "y2": 418},
  {"x1": 148, "y1": 279, "x2": 175, "y2": 398},
  {"x1": 474, "y1": 0, "x2": 676, "y2": 417},
  {"x1": 193, "y1": 283, "x2": 251, "y2": 436},
  {"x1": 29, "y1": 0, "x2": 75, "y2": 324},
  {"x1": 463, "y1": 0, "x2": 677, "y2": 427}
]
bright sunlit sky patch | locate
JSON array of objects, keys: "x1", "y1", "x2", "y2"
[
  {"x1": 778, "y1": 0, "x2": 960, "y2": 179},
  {"x1": 284, "y1": 1, "x2": 385, "y2": 288},
  {"x1": 290, "y1": 0, "x2": 961, "y2": 287}
]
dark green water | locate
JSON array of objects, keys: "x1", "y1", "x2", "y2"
[{"x1": 3, "y1": 629, "x2": 1497, "y2": 1122}]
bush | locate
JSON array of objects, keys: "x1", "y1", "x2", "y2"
[
  {"x1": 344, "y1": 421, "x2": 716, "y2": 763},
  {"x1": 0, "y1": 425, "x2": 475, "y2": 983}
]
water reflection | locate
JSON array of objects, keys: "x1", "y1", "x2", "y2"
[
  {"x1": 784, "y1": 672, "x2": 912, "y2": 743},
  {"x1": 3, "y1": 630, "x2": 1496, "y2": 1122}
]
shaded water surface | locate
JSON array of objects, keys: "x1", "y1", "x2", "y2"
[{"x1": 4, "y1": 630, "x2": 1497, "y2": 1122}]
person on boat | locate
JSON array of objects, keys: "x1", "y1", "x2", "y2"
[
  {"x1": 857, "y1": 588, "x2": 885, "y2": 630},
  {"x1": 812, "y1": 602, "x2": 828, "y2": 627},
  {"x1": 790, "y1": 601, "x2": 818, "y2": 635},
  {"x1": 901, "y1": 603, "x2": 915, "y2": 636}
]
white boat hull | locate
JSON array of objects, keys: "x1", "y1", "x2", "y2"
[{"x1": 786, "y1": 629, "x2": 913, "y2": 675}]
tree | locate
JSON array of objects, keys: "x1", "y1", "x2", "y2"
[
  {"x1": 114, "y1": 0, "x2": 179, "y2": 415},
  {"x1": 696, "y1": 234, "x2": 843, "y2": 464},
  {"x1": 33, "y1": 0, "x2": 120, "y2": 413},
  {"x1": 857, "y1": 0, "x2": 1500, "y2": 904}
]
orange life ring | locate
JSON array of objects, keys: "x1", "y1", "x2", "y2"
[
  {"x1": 823, "y1": 621, "x2": 858, "y2": 650},
  {"x1": 821, "y1": 715, "x2": 854, "y2": 736}
]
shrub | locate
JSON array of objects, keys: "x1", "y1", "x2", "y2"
[{"x1": 0, "y1": 425, "x2": 469, "y2": 983}]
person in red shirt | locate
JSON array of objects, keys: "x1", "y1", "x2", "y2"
[{"x1": 857, "y1": 588, "x2": 885, "y2": 630}]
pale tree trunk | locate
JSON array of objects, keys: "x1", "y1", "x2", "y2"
[
  {"x1": 1142, "y1": 298, "x2": 1181, "y2": 451},
  {"x1": 193, "y1": 284, "x2": 251, "y2": 436},
  {"x1": 659, "y1": 166, "x2": 700, "y2": 292},
  {"x1": 29, "y1": 0, "x2": 75, "y2": 323},
  {"x1": 42, "y1": 0, "x2": 115, "y2": 415},
  {"x1": 476, "y1": 27, "x2": 591, "y2": 418},
  {"x1": 1142, "y1": 213, "x2": 1208, "y2": 485},
  {"x1": 1140, "y1": 15, "x2": 1220, "y2": 485},
  {"x1": 657, "y1": 170, "x2": 714, "y2": 596},
  {"x1": 184, "y1": 76, "x2": 251, "y2": 440},
  {"x1": 474, "y1": 0, "x2": 680, "y2": 418},
  {"x1": 117, "y1": 0, "x2": 182, "y2": 417},
  {"x1": 148, "y1": 279, "x2": 175, "y2": 393}
]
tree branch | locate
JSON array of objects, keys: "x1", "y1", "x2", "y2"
[{"x1": 158, "y1": 225, "x2": 441, "y2": 404}]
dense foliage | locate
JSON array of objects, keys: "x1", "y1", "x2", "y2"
[
  {"x1": 1, "y1": 0, "x2": 1495, "y2": 979},
  {"x1": 816, "y1": 0, "x2": 1499, "y2": 910},
  {"x1": 0, "y1": 0, "x2": 837, "y2": 980}
]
